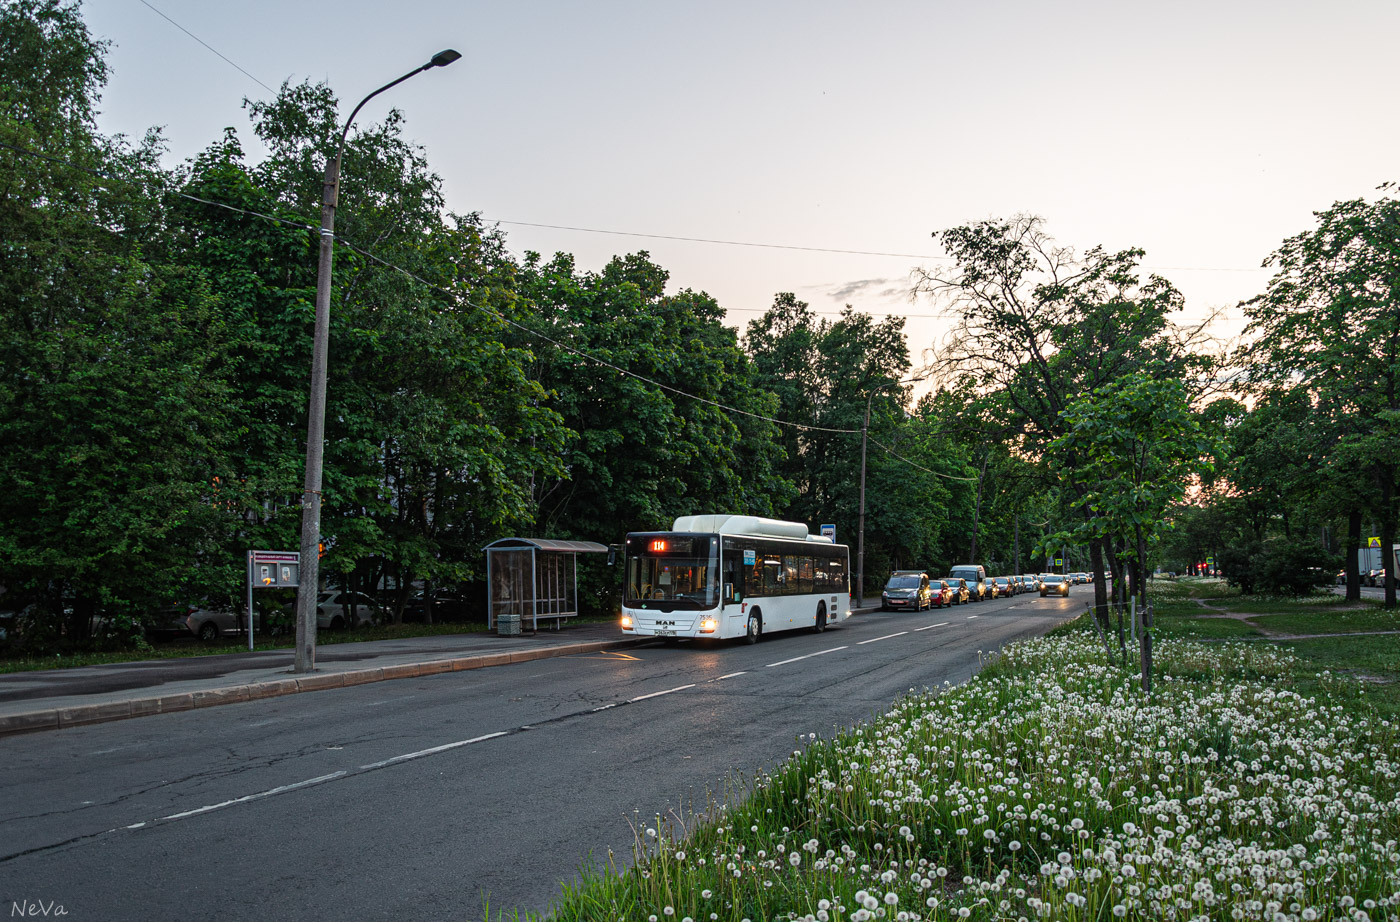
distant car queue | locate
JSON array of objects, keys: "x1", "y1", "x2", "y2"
[{"x1": 879, "y1": 569, "x2": 1096, "y2": 611}]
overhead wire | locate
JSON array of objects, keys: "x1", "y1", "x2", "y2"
[
  {"x1": 869, "y1": 438, "x2": 979, "y2": 482},
  {"x1": 135, "y1": 0, "x2": 278, "y2": 95},
  {"x1": 92, "y1": 7, "x2": 1267, "y2": 284},
  {"x1": 488, "y1": 219, "x2": 948, "y2": 261},
  {"x1": 0, "y1": 136, "x2": 1004, "y2": 479},
  {"x1": 488, "y1": 217, "x2": 1272, "y2": 275}
]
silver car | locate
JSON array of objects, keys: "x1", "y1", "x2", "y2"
[
  {"x1": 317, "y1": 591, "x2": 379, "y2": 630},
  {"x1": 156, "y1": 605, "x2": 242, "y2": 642}
]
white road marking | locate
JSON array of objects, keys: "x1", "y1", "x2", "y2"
[
  {"x1": 629, "y1": 683, "x2": 696, "y2": 702},
  {"x1": 857, "y1": 632, "x2": 908, "y2": 645},
  {"x1": 914, "y1": 621, "x2": 950, "y2": 631},
  {"x1": 161, "y1": 771, "x2": 348, "y2": 821},
  {"x1": 766, "y1": 646, "x2": 847, "y2": 667},
  {"x1": 716, "y1": 671, "x2": 748, "y2": 680},
  {"x1": 967, "y1": 615, "x2": 978, "y2": 619},
  {"x1": 359, "y1": 732, "x2": 508, "y2": 770}
]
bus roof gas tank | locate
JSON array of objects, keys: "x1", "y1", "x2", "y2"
[{"x1": 671, "y1": 515, "x2": 816, "y2": 542}]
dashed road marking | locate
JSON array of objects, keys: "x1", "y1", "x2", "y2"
[
  {"x1": 857, "y1": 632, "x2": 909, "y2": 645},
  {"x1": 629, "y1": 683, "x2": 696, "y2": 702},
  {"x1": 766, "y1": 646, "x2": 848, "y2": 667}
]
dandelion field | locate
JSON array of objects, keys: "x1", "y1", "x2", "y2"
[{"x1": 529, "y1": 631, "x2": 1400, "y2": 922}]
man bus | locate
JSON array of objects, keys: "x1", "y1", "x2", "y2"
[{"x1": 620, "y1": 514, "x2": 850, "y2": 643}]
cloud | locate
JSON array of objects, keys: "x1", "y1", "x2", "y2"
[{"x1": 824, "y1": 278, "x2": 911, "y2": 302}]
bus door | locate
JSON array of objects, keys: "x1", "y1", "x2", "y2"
[{"x1": 721, "y1": 539, "x2": 747, "y2": 607}]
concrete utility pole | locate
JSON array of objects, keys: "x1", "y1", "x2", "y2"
[
  {"x1": 295, "y1": 49, "x2": 461, "y2": 674},
  {"x1": 856, "y1": 375, "x2": 925, "y2": 608}
]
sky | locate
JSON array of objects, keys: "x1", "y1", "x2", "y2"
[{"x1": 79, "y1": 0, "x2": 1399, "y2": 371}]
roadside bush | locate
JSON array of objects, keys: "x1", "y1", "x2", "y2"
[{"x1": 1220, "y1": 537, "x2": 1338, "y2": 597}]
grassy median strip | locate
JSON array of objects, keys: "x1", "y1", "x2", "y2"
[{"x1": 496, "y1": 583, "x2": 1400, "y2": 922}]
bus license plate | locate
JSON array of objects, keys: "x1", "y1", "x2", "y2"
[{"x1": 655, "y1": 627, "x2": 676, "y2": 636}]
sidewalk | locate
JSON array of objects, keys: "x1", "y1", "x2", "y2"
[{"x1": 0, "y1": 621, "x2": 645, "y2": 738}]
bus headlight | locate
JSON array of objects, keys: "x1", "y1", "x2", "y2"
[
  {"x1": 699, "y1": 617, "x2": 718, "y2": 633},
  {"x1": 621, "y1": 615, "x2": 633, "y2": 630}
]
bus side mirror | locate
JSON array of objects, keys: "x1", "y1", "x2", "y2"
[{"x1": 607, "y1": 544, "x2": 619, "y2": 566}]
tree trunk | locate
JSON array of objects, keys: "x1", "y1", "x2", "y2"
[
  {"x1": 1347, "y1": 509, "x2": 1362, "y2": 603},
  {"x1": 1137, "y1": 527, "x2": 1152, "y2": 692},
  {"x1": 1089, "y1": 538, "x2": 1110, "y2": 635},
  {"x1": 1140, "y1": 603, "x2": 1153, "y2": 693},
  {"x1": 967, "y1": 454, "x2": 990, "y2": 564},
  {"x1": 1102, "y1": 540, "x2": 1127, "y2": 667},
  {"x1": 1014, "y1": 515, "x2": 1021, "y2": 575},
  {"x1": 1382, "y1": 474, "x2": 1397, "y2": 611}
]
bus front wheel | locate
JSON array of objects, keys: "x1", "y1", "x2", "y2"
[{"x1": 745, "y1": 612, "x2": 762, "y2": 644}]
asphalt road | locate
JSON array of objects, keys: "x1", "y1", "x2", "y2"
[{"x1": 0, "y1": 591, "x2": 1080, "y2": 922}]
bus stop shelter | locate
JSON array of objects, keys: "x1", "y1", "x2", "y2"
[{"x1": 483, "y1": 537, "x2": 609, "y2": 633}]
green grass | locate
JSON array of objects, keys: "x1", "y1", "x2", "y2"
[
  {"x1": 476, "y1": 577, "x2": 1400, "y2": 921},
  {"x1": 1245, "y1": 604, "x2": 1398, "y2": 635},
  {"x1": 507, "y1": 633, "x2": 1400, "y2": 922},
  {"x1": 1282, "y1": 633, "x2": 1400, "y2": 720},
  {"x1": 1153, "y1": 611, "x2": 1263, "y2": 640}
]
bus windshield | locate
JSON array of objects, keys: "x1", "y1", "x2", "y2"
[{"x1": 625, "y1": 534, "x2": 719, "y2": 610}]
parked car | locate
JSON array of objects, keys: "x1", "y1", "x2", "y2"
[
  {"x1": 1040, "y1": 574, "x2": 1070, "y2": 597},
  {"x1": 882, "y1": 571, "x2": 933, "y2": 611},
  {"x1": 185, "y1": 606, "x2": 243, "y2": 642},
  {"x1": 931, "y1": 580, "x2": 954, "y2": 608},
  {"x1": 1020, "y1": 575, "x2": 1041, "y2": 593},
  {"x1": 948, "y1": 565, "x2": 987, "y2": 602},
  {"x1": 317, "y1": 591, "x2": 379, "y2": 630},
  {"x1": 991, "y1": 576, "x2": 1014, "y2": 597},
  {"x1": 946, "y1": 578, "x2": 971, "y2": 605},
  {"x1": 151, "y1": 604, "x2": 243, "y2": 642},
  {"x1": 402, "y1": 587, "x2": 472, "y2": 623}
]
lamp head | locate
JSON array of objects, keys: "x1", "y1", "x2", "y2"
[{"x1": 430, "y1": 49, "x2": 462, "y2": 68}]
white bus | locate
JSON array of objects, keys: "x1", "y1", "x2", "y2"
[{"x1": 620, "y1": 515, "x2": 851, "y2": 643}]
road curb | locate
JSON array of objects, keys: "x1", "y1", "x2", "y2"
[{"x1": 0, "y1": 637, "x2": 648, "y2": 739}]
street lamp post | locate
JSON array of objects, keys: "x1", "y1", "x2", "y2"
[
  {"x1": 294, "y1": 49, "x2": 461, "y2": 674},
  {"x1": 855, "y1": 376, "x2": 923, "y2": 609}
]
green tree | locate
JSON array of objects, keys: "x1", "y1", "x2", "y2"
[
  {"x1": 1048, "y1": 368, "x2": 1217, "y2": 688},
  {"x1": 745, "y1": 296, "x2": 957, "y2": 595},
  {"x1": 913, "y1": 214, "x2": 1221, "y2": 629},
  {"x1": 1242, "y1": 189, "x2": 1400, "y2": 608},
  {"x1": 227, "y1": 81, "x2": 570, "y2": 614},
  {"x1": 0, "y1": 0, "x2": 233, "y2": 644},
  {"x1": 515, "y1": 251, "x2": 789, "y2": 546}
]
